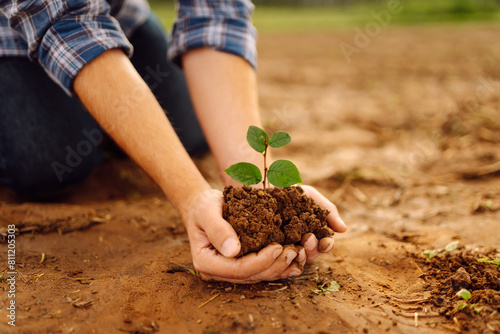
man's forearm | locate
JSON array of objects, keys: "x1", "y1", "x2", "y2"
[
  {"x1": 182, "y1": 48, "x2": 264, "y2": 186},
  {"x1": 74, "y1": 49, "x2": 210, "y2": 218}
]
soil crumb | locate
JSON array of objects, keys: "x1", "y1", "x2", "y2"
[
  {"x1": 415, "y1": 249, "x2": 500, "y2": 333},
  {"x1": 222, "y1": 185, "x2": 333, "y2": 256}
]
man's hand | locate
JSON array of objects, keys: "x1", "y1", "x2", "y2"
[
  {"x1": 184, "y1": 189, "x2": 306, "y2": 283},
  {"x1": 300, "y1": 185, "x2": 348, "y2": 263}
]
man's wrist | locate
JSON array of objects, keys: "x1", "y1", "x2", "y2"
[{"x1": 161, "y1": 180, "x2": 212, "y2": 223}]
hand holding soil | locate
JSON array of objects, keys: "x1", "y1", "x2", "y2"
[
  {"x1": 183, "y1": 188, "x2": 308, "y2": 283},
  {"x1": 181, "y1": 127, "x2": 347, "y2": 283},
  {"x1": 298, "y1": 185, "x2": 348, "y2": 262},
  {"x1": 184, "y1": 184, "x2": 345, "y2": 283},
  {"x1": 221, "y1": 127, "x2": 348, "y2": 264}
]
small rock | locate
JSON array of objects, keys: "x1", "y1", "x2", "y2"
[{"x1": 451, "y1": 267, "x2": 472, "y2": 288}]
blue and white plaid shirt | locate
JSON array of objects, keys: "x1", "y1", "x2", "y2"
[{"x1": 0, "y1": 0, "x2": 257, "y2": 95}]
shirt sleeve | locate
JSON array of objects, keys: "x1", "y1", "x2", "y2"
[
  {"x1": 2, "y1": 0, "x2": 133, "y2": 95},
  {"x1": 168, "y1": 0, "x2": 257, "y2": 69}
]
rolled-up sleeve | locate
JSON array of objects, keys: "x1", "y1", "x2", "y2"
[
  {"x1": 2, "y1": 0, "x2": 133, "y2": 95},
  {"x1": 168, "y1": 0, "x2": 257, "y2": 69}
]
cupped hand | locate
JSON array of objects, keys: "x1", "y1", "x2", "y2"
[
  {"x1": 300, "y1": 185, "x2": 347, "y2": 263},
  {"x1": 183, "y1": 189, "x2": 306, "y2": 283}
]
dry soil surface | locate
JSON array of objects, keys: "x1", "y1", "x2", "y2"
[{"x1": 1, "y1": 23, "x2": 500, "y2": 334}]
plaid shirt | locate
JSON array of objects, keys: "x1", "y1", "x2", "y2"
[{"x1": 0, "y1": 0, "x2": 257, "y2": 95}]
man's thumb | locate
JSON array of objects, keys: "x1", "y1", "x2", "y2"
[
  {"x1": 220, "y1": 236, "x2": 241, "y2": 257},
  {"x1": 199, "y1": 190, "x2": 241, "y2": 257}
]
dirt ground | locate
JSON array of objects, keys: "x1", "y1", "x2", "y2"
[{"x1": 1, "y1": 23, "x2": 500, "y2": 334}]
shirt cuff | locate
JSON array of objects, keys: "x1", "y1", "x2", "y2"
[
  {"x1": 38, "y1": 17, "x2": 133, "y2": 95},
  {"x1": 168, "y1": 10, "x2": 257, "y2": 69}
]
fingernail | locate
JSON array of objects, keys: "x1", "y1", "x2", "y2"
[
  {"x1": 289, "y1": 270, "x2": 301, "y2": 278},
  {"x1": 337, "y1": 217, "x2": 347, "y2": 230},
  {"x1": 286, "y1": 251, "x2": 296, "y2": 264},
  {"x1": 319, "y1": 239, "x2": 334, "y2": 253},
  {"x1": 304, "y1": 236, "x2": 316, "y2": 251},
  {"x1": 273, "y1": 247, "x2": 283, "y2": 260},
  {"x1": 221, "y1": 237, "x2": 239, "y2": 257},
  {"x1": 298, "y1": 249, "x2": 306, "y2": 262}
]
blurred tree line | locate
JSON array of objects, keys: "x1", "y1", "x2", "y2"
[
  {"x1": 252, "y1": 0, "x2": 376, "y2": 5},
  {"x1": 152, "y1": 0, "x2": 500, "y2": 11},
  {"x1": 251, "y1": 0, "x2": 499, "y2": 9}
]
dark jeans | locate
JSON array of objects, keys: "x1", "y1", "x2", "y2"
[{"x1": 0, "y1": 14, "x2": 206, "y2": 198}]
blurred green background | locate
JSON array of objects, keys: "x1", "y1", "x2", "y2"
[{"x1": 150, "y1": 0, "x2": 500, "y2": 32}]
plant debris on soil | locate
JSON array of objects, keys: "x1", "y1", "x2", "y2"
[
  {"x1": 414, "y1": 248, "x2": 500, "y2": 333},
  {"x1": 222, "y1": 185, "x2": 333, "y2": 256}
]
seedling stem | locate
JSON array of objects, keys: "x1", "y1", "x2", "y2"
[{"x1": 262, "y1": 138, "x2": 268, "y2": 190}]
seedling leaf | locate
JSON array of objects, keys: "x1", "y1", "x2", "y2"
[
  {"x1": 457, "y1": 300, "x2": 468, "y2": 311},
  {"x1": 456, "y1": 288, "x2": 472, "y2": 300},
  {"x1": 477, "y1": 257, "x2": 500, "y2": 265},
  {"x1": 444, "y1": 241, "x2": 459, "y2": 254},
  {"x1": 225, "y1": 163, "x2": 262, "y2": 185},
  {"x1": 188, "y1": 269, "x2": 201, "y2": 277},
  {"x1": 311, "y1": 281, "x2": 340, "y2": 295},
  {"x1": 422, "y1": 249, "x2": 438, "y2": 260},
  {"x1": 247, "y1": 126, "x2": 269, "y2": 153},
  {"x1": 225, "y1": 126, "x2": 303, "y2": 190},
  {"x1": 268, "y1": 131, "x2": 291, "y2": 148},
  {"x1": 324, "y1": 281, "x2": 341, "y2": 293},
  {"x1": 267, "y1": 160, "x2": 302, "y2": 188}
]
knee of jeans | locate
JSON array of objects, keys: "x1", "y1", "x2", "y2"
[{"x1": 4, "y1": 147, "x2": 102, "y2": 196}]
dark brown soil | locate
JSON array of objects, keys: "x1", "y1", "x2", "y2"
[
  {"x1": 222, "y1": 185, "x2": 333, "y2": 256},
  {"x1": 414, "y1": 249, "x2": 500, "y2": 333}
]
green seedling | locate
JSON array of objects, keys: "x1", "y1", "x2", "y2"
[
  {"x1": 311, "y1": 281, "x2": 340, "y2": 295},
  {"x1": 422, "y1": 249, "x2": 438, "y2": 260},
  {"x1": 470, "y1": 304, "x2": 482, "y2": 314},
  {"x1": 477, "y1": 257, "x2": 500, "y2": 265},
  {"x1": 455, "y1": 288, "x2": 481, "y2": 312},
  {"x1": 481, "y1": 200, "x2": 493, "y2": 210},
  {"x1": 443, "y1": 241, "x2": 459, "y2": 254},
  {"x1": 422, "y1": 241, "x2": 459, "y2": 260},
  {"x1": 187, "y1": 269, "x2": 200, "y2": 277},
  {"x1": 225, "y1": 126, "x2": 302, "y2": 189},
  {"x1": 456, "y1": 288, "x2": 472, "y2": 300},
  {"x1": 457, "y1": 300, "x2": 468, "y2": 311}
]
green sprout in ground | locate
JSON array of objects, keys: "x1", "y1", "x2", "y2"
[
  {"x1": 422, "y1": 241, "x2": 459, "y2": 260},
  {"x1": 477, "y1": 257, "x2": 500, "y2": 265},
  {"x1": 225, "y1": 126, "x2": 302, "y2": 190},
  {"x1": 311, "y1": 281, "x2": 340, "y2": 295},
  {"x1": 188, "y1": 269, "x2": 200, "y2": 277},
  {"x1": 456, "y1": 288, "x2": 482, "y2": 313}
]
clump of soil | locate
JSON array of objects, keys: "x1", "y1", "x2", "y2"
[
  {"x1": 222, "y1": 185, "x2": 333, "y2": 256},
  {"x1": 415, "y1": 249, "x2": 500, "y2": 333}
]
